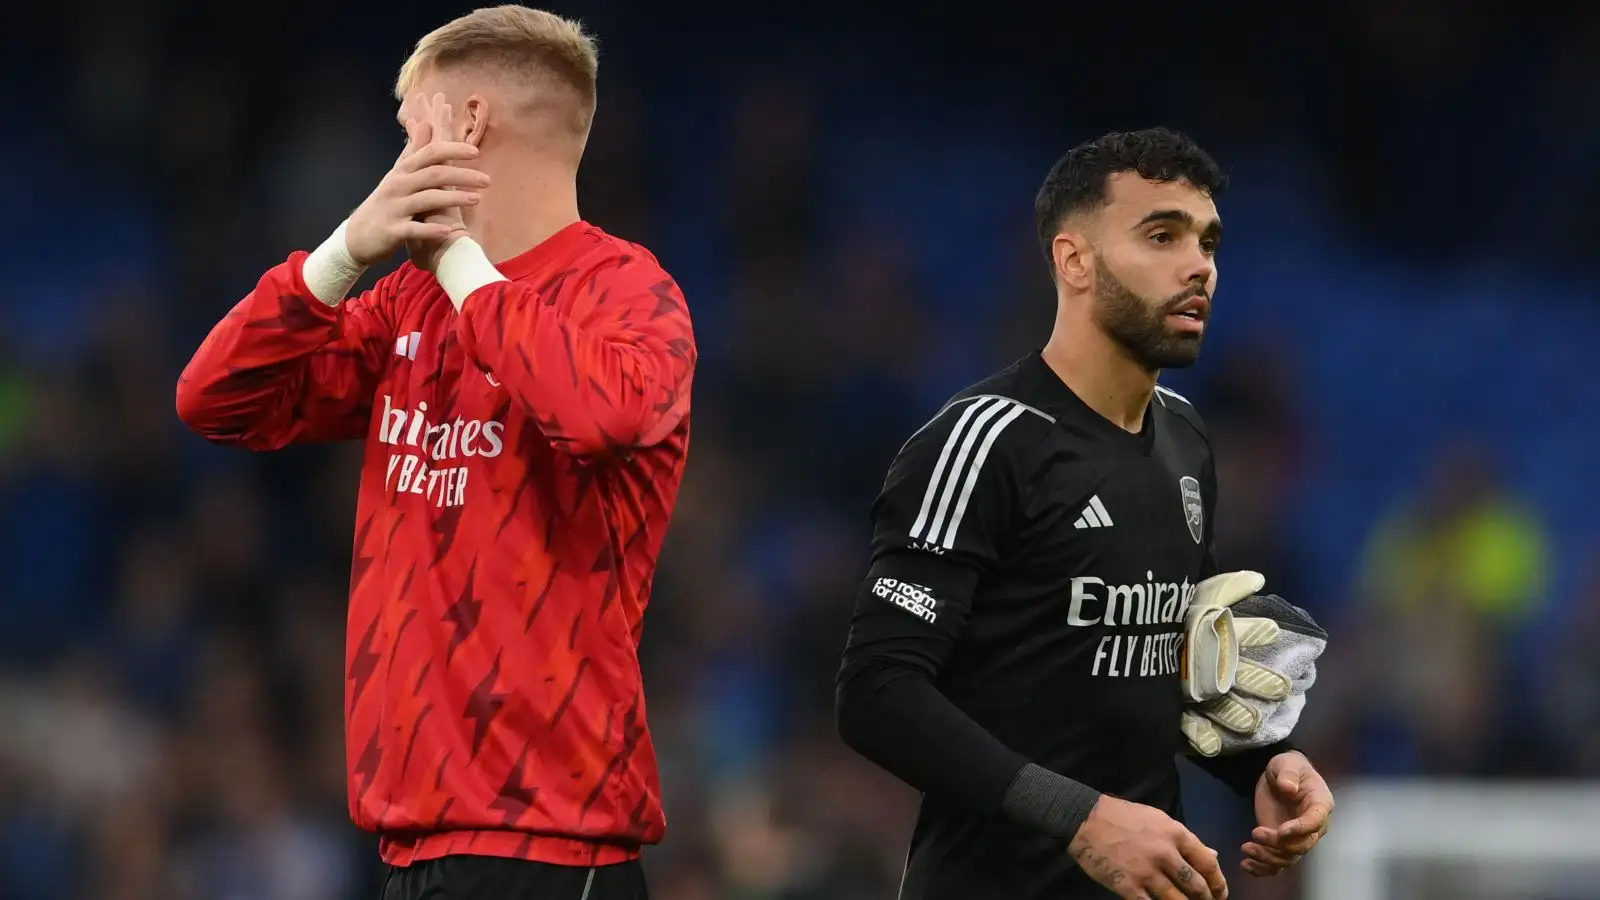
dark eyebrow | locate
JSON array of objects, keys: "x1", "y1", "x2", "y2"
[{"x1": 1136, "y1": 208, "x2": 1223, "y2": 241}]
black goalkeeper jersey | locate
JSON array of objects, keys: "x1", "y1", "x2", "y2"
[{"x1": 837, "y1": 351, "x2": 1280, "y2": 900}]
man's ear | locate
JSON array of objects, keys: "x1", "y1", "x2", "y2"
[
  {"x1": 462, "y1": 94, "x2": 489, "y2": 147},
  {"x1": 1052, "y1": 229, "x2": 1094, "y2": 292}
]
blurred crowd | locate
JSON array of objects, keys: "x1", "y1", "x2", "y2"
[{"x1": 1, "y1": 2, "x2": 1597, "y2": 898}]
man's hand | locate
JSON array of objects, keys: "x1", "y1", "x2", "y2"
[
  {"x1": 403, "y1": 93, "x2": 475, "y2": 272},
  {"x1": 1068, "y1": 795, "x2": 1229, "y2": 900},
  {"x1": 344, "y1": 94, "x2": 487, "y2": 267},
  {"x1": 1243, "y1": 751, "x2": 1334, "y2": 877}
]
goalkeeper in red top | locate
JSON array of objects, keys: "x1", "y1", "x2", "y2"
[{"x1": 176, "y1": 7, "x2": 692, "y2": 898}]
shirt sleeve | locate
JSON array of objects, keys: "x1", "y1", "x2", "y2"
[
  {"x1": 836, "y1": 398, "x2": 1102, "y2": 839},
  {"x1": 870, "y1": 396, "x2": 1033, "y2": 570},
  {"x1": 175, "y1": 252, "x2": 394, "y2": 450},
  {"x1": 842, "y1": 396, "x2": 1031, "y2": 730},
  {"x1": 453, "y1": 250, "x2": 695, "y2": 460}
]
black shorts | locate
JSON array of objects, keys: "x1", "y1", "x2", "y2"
[{"x1": 381, "y1": 855, "x2": 648, "y2": 900}]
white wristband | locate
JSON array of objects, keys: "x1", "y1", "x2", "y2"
[
  {"x1": 302, "y1": 220, "x2": 367, "y2": 306},
  {"x1": 435, "y1": 236, "x2": 508, "y2": 311}
]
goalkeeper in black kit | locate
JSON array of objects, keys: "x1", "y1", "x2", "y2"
[{"x1": 835, "y1": 129, "x2": 1335, "y2": 900}]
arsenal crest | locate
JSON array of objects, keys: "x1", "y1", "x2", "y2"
[{"x1": 1179, "y1": 476, "x2": 1204, "y2": 544}]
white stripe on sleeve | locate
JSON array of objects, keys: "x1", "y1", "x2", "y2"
[
  {"x1": 940, "y1": 402, "x2": 1029, "y2": 548},
  {"x1": 921, "y1": 399, "x2": 1013, "y2": 546},
  {"x1": 907, "y1": 397, "x2": 996, "y2": 542}
]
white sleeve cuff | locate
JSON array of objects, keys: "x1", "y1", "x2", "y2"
[
  {"x1": 301, "y1": 220, "x2": 367, "y2": 307},
  {"x1": 436, "y1": 237, "x2": 509, "y2": 310}
]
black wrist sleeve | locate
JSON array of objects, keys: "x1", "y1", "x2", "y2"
[{"x1": 1001, "y1": 763, "x2": 1103, "y2": 840}]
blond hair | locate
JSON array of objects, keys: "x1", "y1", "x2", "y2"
[{"x1": 396, "y1": 5, "x2": 599, "y2": 134}]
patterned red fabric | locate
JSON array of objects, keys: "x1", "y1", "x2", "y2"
[{"x1": 177, "y1": 222, "x2": 694, "y2": 867}]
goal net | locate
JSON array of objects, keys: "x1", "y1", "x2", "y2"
[{"x1": 1305, "y1": 780, "x2": 1600, "y2": 900}]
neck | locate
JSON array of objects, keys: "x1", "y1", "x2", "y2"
[
  {"x1": 1041, "y1": 302, "x2": 1158, "y2": 434},
  {"x1": 469, "y1": 154, "x2": 581, "y2": 264}
]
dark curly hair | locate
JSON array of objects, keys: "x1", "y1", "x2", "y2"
[{"x1": 1034, "y1": 128, "x2": 1226, "y2": 262}]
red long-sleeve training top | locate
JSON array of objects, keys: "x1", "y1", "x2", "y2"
[{"x1": 176, "y1": 222, "x2": 694, "y2": 868}]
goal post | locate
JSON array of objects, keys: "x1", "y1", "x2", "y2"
[{"x1": 1305, "y1": 779, "x2": 1600, "y2": 900}]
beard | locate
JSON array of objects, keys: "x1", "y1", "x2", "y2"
[{"x1": 1092, "y1": 258, "x2": 1207, "y2": 371}]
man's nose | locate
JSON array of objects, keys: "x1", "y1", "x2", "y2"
[{"x1": 1182, "y1": 254, "x2": 1214, "y2": 291}]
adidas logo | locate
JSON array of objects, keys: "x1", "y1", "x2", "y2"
[
  {"x1": 394, "y1": 331, "x2": 423, "y2": 360},
  {"x1": 1074, "y1": 495, "x2": 1114, "y2": 529}
]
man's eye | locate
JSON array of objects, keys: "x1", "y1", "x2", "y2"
[
  {"x1": 1149, "y1": 231, "x2": 1172, "y2": 245},
  {"x1": 1201, "y1": 238, "x2": 1220, "y2": 254}
]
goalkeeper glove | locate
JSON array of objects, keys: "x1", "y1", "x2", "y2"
[
  {"x1": 1181, "y1": 593, "x2": 1327, "y2": 757},
  {"x1": 1179, "y1": 570, "x2": 1265, "y2": 703}
]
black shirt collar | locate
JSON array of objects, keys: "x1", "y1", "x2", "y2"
[{"x1": 1019, "y1": 351, "x2": 1158, "y2": 454}]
